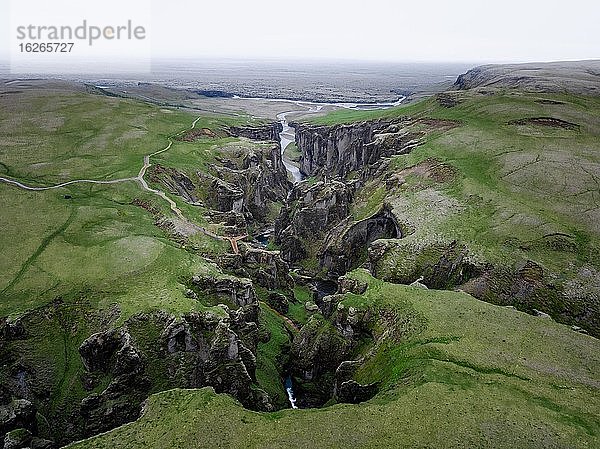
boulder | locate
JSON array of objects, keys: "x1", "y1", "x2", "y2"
[
  {"x1": 0, "y1": 319, "x2": 26, "y2": 341},
  {"x1": 304, "y1": 302, "x2": 319, "y2": 312},
  {"x1": 337, "y1": 275, "x2": 368, "y2": 295},
  {"x1": 0, "y1": 399, "x2": 36, "y2": 440}
]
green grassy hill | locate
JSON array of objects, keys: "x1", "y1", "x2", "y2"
[
  {"x1": 2, "y1": 78, "x2": 600, "y2": 449},
  {"x1": 304, "y1": 89, "x2": 600, "y2": 335},
  {"x1": 69, "y1": 270, "x2": 600, "y2": 449},
  {"x1": 0, "y1": 81, "x2": 257, "y2": 320}
]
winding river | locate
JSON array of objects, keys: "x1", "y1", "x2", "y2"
[
  {"x1": 276, "y1": 104, "x2": 323, "y2": 183},
  {"x1": 271, "y1": 97, "x2": 406, "y2": 184}
]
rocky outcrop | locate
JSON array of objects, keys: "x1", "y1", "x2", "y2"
[
  {"x1": 79, "y1": 329, "x2": 141, "y2": 374},
  {"x1": 0, "y1": 319, "x2": 26, "y2": 341},
  {"x1": 77, "y1": 300, "x2": 272, "y2": 437},
  {"x1": 337, "y1": 275, "x2": 368, "y2": 295},
  {"x1": 266, "y1": 292, "x2": 289, "y2": 315},
  {"x1": 78, "y1": 329, "x2": 149, "y2": 436},
  {"x1": 335, "y1": 380, "x2": 377, "y2": 404},
  {"x1": 203, "y1": 176, "x2": 245, "y2": 213},
  {"x1": 293, "y1": 118, "x2": 422, "y2": 178},
  {"x1": 228, "y1": 122, "x2": 282, "y2": 142},
  {"x1": 200, "y1": 143, "x2": 291, "y2": 222},
  {"x1": 333, "y1": 360, "x2": 377, "y2": 404},
  {"x1": 290, "y1": 315, "x2": 351, "y2": 407},
  {"x1": 320, "y1": 294, "x2": 346, "y2": 317},
  {"x1": 275, "y1": 180, "x2": 355, "y2": 263},
  {"x1": 320, "y1": 204, "x2": 400, "y2": 276},
  {"x1": 0, "y1": 393, "x2": 38, "y2": 448},
  {"x1": 243, "y1": 246, "x2": 294, "y2": 290},
  {"x1": 289, "y1": 287, "x2": 376, "y2": 406},
  {"x1": 0, "y1": 274, "x2": 272, "y2": 446},
  {"x1": 149, "y1": 129, "x2": 290, "y2": 226},
  {"x1": 219, "y1": 245, "x2": 294, "y2": 292},
  {"x1": 157, "y1": 310, "x2": 271, "y2": 411},
  {"x1": 332, "y1": 302, "x2": 372, "y2": 340},
  {"x1": 205, "y1": 210, "x2": 248, "y2": 237},
  {"x1": 191, "y1": 273, "x2": 257, "y2": 307},
  {"x1": 148, "y1": 165, "x2": 199, "y2": 204},
  {"x1": 462, "y1": 260, "x2": 599, "y2": 336},
  {"x1": 3, "y1": 428, "x2": 31, "y2": 449},
  {"x1": 370, "y1": 238, "x2": 600, "y2": 337},
  {"x1": 369, "y1": 239, "x2": 482, "y2": 290}
]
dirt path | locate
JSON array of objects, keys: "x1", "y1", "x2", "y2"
[
  {"x1": 0, "y1": 175, "x2": 137, "y2": 191},
  {"x1": 0, "y1": 115, "x2": 247, "y2": 253}
]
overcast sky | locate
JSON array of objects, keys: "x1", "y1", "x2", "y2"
[
  {"x1": 149, "y1": 0, "x2": 599, "y2": 62},
  {"x1": 1, "y1": 0, "x2": 599, "y2": 64}
]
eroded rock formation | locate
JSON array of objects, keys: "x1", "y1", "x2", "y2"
[
  {"x1": 275, "y1": 180, "x2": 355, "y2": 262},
  {"x1": 228, "y1": 123, "x2": 283, "y2": 142},
  {"x1": 293, "y1": 118, "x2": 422, "y2": 178},
  {"x1": 320, "y1": 204, "x2": 401, "y2": 276}
]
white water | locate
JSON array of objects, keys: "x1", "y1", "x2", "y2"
[{"x1": 285, "y1": 376, "x2": 298, "y2": 409}]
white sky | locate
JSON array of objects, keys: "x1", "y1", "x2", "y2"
[
  {"x1": 147, "y1": 0, "x2": 600, "y2": 62},
  {"x1": 1, "y1": 0, "x2": 599, "y2": 64}
]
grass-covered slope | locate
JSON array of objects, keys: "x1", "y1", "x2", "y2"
[
  {"x1": 307, "y1": 89, "x2": 600, "y2": 333},
  {"x1": 69, "y1": 270, "x2": 600, "y2": 449},
  {"x1": 0, "y1": 81, "x2": 259, "y2": 320},
  {"x1": 0, "y1": 81, "x2": 285, "y2": 443}
]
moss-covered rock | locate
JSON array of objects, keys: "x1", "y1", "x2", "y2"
[
  {"x1": 290, "y1": 315, "x2": 351, "y2": 406},
  {"x1": 4, "y1": 428, "x2": 32, "y2": 449}
]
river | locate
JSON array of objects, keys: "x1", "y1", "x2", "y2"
[
  {"x1": 234, "y1": 96, "x2": 406, "y2": 409},
  {"x1": 271, "y1": 97, "x2": 406, "y2": 184},
  {"x1": 276, "y1": 104, "x2": 324, "y2": 183}
]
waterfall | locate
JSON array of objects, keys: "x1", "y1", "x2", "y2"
[{"x1": 285, "y1": 375, "x2": 298, "y2": 409}]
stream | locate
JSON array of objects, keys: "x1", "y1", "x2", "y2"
[{"x1": 277, "y1": 110, "x2": 309, "y2": 183}]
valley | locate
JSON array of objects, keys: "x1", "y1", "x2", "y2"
[{"x1": 1, "y1": 61, "x2": 599, "y2": 449}]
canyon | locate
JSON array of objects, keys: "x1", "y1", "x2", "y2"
[{"x1": 1, "y1": 61, "x2": 600, "y2": 448}]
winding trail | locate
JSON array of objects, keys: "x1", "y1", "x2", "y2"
[
  {"x1": 1, "y1": 96, "x2": 406, "y2": 252},
  {"x1": 0, "y1": 115, "x2": 247, "y2": 253},
  {"x1": 0, "y1": 176, "x2": 138, "y2": 191}
]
